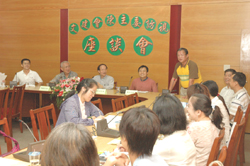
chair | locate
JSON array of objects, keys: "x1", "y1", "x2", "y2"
[
  {"x1": 207, "y1": 128, "x2": 225, "y2": 166},
  {"x1": 0, "y1": 88, "x2": 9, "y2": 120},
  {"x1": 111, "y1": 96, "x2": 128, "y2": 112},
  {"x1": 224, "y1": 117, "x2": 245, "y2": 166},
  {"x1": 234, "y1": 106, "x2": 243, "y2": 124},
  {"x1": 0, "y1": 118, "x2": 12, "y2": 155},
  {"x1": 8, "y1": 84, "x2": 25, "y2": 136},
  {"x1": 238, "y1": 103, "x2": 250, "y2": 166},
  {"x1": 91, "y1": 98, "x2": 103, "y2": 113},
  {"x1": 30, "y1": 103, "x2": 57, "y2": 141},
  {"x1": 210, "y1": 146, "x2": 227, "y2": 166},
  {"x1": 126, "y1": 93, "x2": 139, "y2": 107}
]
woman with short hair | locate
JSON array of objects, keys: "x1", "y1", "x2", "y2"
[
  {"x1": 56, "y1": 78, "x2": 104, "y2": 126},
  {"x1": 152, "y1": 94, "x2": 196, "y2": 166}
]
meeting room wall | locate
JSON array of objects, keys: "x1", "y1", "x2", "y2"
[
  {"x1": 1, "y1": 0, "x2": 250, "y2": 93},
  {"x1": 0, "y1": 0, "x2": 68, "y2": 85}
]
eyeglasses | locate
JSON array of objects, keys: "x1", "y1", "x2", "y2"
[{"x1": 90, "y1": 89, "x2": 96, "y2": 95}]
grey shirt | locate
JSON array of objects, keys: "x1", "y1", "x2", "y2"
[
  {"x1": 93, "y1": 75, "x2": 114, "y2": 89},
  {"x1": 50, "y1": 71, "x2": 78, "y2": 83},
  {"x1": 56, "y1": 94, "x2": 103, "y2": 126}
]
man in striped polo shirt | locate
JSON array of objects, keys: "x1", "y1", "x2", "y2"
[{"x1": 229, "y1": 72, "x2": 250, "y2": 124}]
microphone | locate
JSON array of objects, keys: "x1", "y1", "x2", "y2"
[
  {"x1": 108, "y1": 110, "x2": 126, "y2": 124},
  {"x1": 128, "y1": 76, "x2": 133, "y2": 88},
  {"x1": 18, "y1": 119, "x2": 38, "y2": 142}
]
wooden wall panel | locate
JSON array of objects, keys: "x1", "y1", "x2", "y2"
[
  {"x1": 0, "y1": 0, "x2": 68, "y2": 11},
  {"x1": 0, "y1": 10, "x2": 60, "y2": 85},
  {"x1": 0, "y1": 10, "x2": 60, "y2": 35},
  {"x1": 180, "y1": 2, "x2": 250, "y2": 91},
  {"x1": 68, "y1": 6, "x2": 170, "y2": 91},
  {"x1": 170, "y1": 0, "x2": 250, "y2": 5},
  {"x1": 69, "y1": 0, "x2": 170, "y2": 9}
]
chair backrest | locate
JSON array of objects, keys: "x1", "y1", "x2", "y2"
[
  {"x1": 242, "y1": 103, "x2": 250, "y2": 133},
  {"x1": 207, "y1": 128, "x2": 225, "y2": 166},
  {"x1": 91, "y1": 98, "x2": 103, "y2": 113},
  {"x1": 0, "y1": 118, "x2": 12, "y2": 154},
  {"x1": 9, "y1": 85, "x2": 25, "y2": 117},
  {"x1": 210, "y1": 146, "x2": 227, "y2": 166},
  {"x1": 126, "y1": 93, "x2": 139, "y2": 107},
  {"x1": 234, "y1": 106, "x2": 243, "y2": 124},
  {"x1": 224, "y1": 117, "x2": 245, "y2": 166},
  {"x1": 30, "y1": 103, "x2": 57, "y2": 141},
  {"x1": 0, "y1": 88, "x2": 9, "y2": 119},
  {"x1": 111, "y1": 96, "x2": 128, "y2": 112}
]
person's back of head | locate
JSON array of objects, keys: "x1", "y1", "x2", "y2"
[
  {"x1": 233, "y1": 72, "x2": 246, "y2": 88},
  {"x1": 41, "y1": 122, "x2": 99, "y2": 166},
  {"x1": 119, "y1": 106, "x2": 160, "y2": 157},
  {"x1": 153, "y1": 94, "x2": 187, "y2": 135},
  {"x1": 187, "y1": 83, "x2": 210, "y2": 99}
]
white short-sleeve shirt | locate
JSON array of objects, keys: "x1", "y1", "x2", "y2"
[{"x1": 13, "y1": 70, "x2": 43, "y2": 86}]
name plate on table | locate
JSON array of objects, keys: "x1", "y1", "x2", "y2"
[
  {"x1": 125, "y1": 90, "x2": 138, "y2": 95},
  {"x1": 96, "y1": 89, "x2": 107, "y2": 95},
  {"x1": 39, "y1": 86, "x2": 51, "y2": 91}
]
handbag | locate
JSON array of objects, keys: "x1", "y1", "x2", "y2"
[{"x1": 0, "y1": 130, "x2": 20, "y2": 157}]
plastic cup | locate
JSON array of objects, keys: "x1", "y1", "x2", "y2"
[{"x1": 29, "y1": 152, "x2": 41, "y2": 166}]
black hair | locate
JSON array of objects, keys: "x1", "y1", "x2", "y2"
[
  {"x1": 138, "y1": 65, "x2": 149, "y2": 72},
  {"x1": 232, "y1": 72, "x2": 246, "y2": 87},
  {"x1": 153, "y1": 94, "x2": 187, "y2": 135},
  {"x1": 21, "y1": 58, "x2": 31, "y2": 64},
  {"x1": 187, "y1": 83, "x2": 210, "y2": 99},
  {"x1": 97, "y1": 64, "x2": 107, "y2": 71},
  {"x1": 177, "y1": 48, "x2": 188, "y2": 55},
  {"x1": 203, "y1": 80, "x2": 230, "y2": 115},
  {"x1": 119, "y1": 107, "x2": 160, "y2": 157},
  {"x1": 64, "y1": 78, "x2": 97, "y2": 100},
  {"x1": 224, "y1": 69, "x2": 236, "y2": 75},
  {"x1": 191, "y1": 94, "x2": 223, "y2": 130}
]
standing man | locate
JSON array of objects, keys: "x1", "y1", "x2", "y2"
[
  {"x1": 93, "y1": 64, "x2": 114, "y2": 89},
  {"x1": 13, "y1": 58, "x2": 43, "y2": 86},
  {"x1": 220, "y1": 69, "x2": 236, "y2": 109},
  {"x1": 228, "y1": 72, "x2": 250, "y2": 123},
  {"x1": 130, "y1": 65, "x2": 158, "y2": 92},
  {"x1": 168, "y1": 48, "x2": 202, "y2": 96},
  {"x1": 50, "y1": 61, "x2": 78, "y2": 83}
]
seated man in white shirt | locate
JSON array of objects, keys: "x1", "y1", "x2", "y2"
[
  {"x1": 93, "y1": 64, "x2": 114, "y2": 89},
  {"x1": 229, "y1": 72, "x2": 250, "y2": 124},
  {"x1": 220, "y1": 69, "x2": 236, "y2": 109},
  {"x1": 13, "y1": 58, "x2": 43, "y2": 86},
  {"x1": 50, "y1": 61, "x2": 78, "y2": 83}
]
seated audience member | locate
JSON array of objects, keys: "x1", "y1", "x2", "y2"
[
  {"x1": 186, "y1": 94, "x2": 223, "y2": 166},
  {"x1": 50, "y1": 61, "x2": 77, "y2": 83},
  {"x1": 220, "y1": 69, "x2": 236, "y2": 108},
  {"x1": 152, "y1": 94, "x2": 196, "y2": 166},
  {"x1": 93, "y1": 64, "x2": 114, "y2": 89},
  {"x1": 56, "y1": 78, "x2": 104, "y2": 126},
  {"x1": 187, "y1": 83, "x2": 210, "y2": 99},
  {"x1": 203, "y1": 80, "x2": 230, "y2": 143},
  {"x1": 41, "y1": 122, "x2": 100, "y2": 166},
  {"x1": 228, "y1": 72, "x2": 250, "y2": 123},
  {"x1": 13, "y1": 58, "x2": 43, "y2": 86},
  {"x1": 129, "y1": 65, "x2": 158, "y2": 92},
  {"x1": 105, "y1": 107, "x2": 168, "y2": 166}
]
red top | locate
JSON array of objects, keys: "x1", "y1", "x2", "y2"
[{"x1": 129, "y1": 77, "x2": 158, "y2": 92}]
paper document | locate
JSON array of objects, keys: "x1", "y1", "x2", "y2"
[
  {"x1": 105, "y1": 115, "x2": 122, "y2": 129},
  {"x1": 0, "y1": 72, "x2": 7, "y2": 82},
  {"x1": 138, "y1": 91, "x2": 148, "y2": 93}
]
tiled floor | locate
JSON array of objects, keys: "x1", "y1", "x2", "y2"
[{"x1": 1, "y1": 121, "x2": 250, "y2": 165}]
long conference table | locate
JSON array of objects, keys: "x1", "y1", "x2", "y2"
[{"x1": 3, "y1": 87, "x2": 188, "y2": 165}]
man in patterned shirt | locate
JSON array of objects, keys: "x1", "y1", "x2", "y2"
[
  {"x1": 229, "y1": 72, "x2": 250, "y2": 124},
  {"x1": 169, "y1": 48, "x2": 202, "y2": 96}
]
